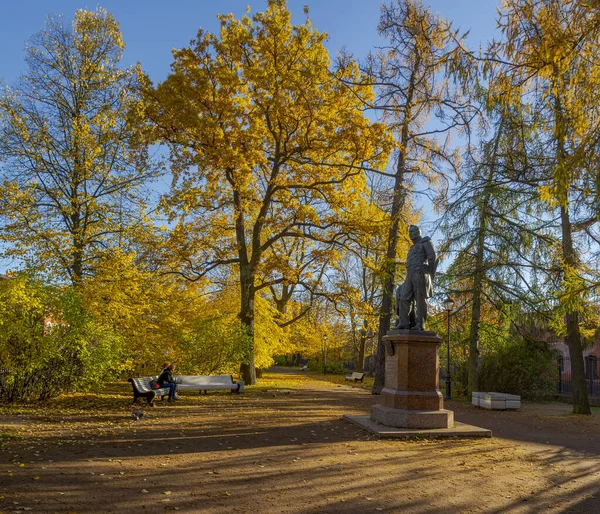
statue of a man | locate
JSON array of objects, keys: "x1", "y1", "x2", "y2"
[{"x1": 394, "y1": 225, "x2": 437, "y2": 331}]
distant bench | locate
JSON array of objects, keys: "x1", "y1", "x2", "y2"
[
  {"x1": 128, "y1": 375, "x2": 244, "y2": 405},
  {"x1": 345, "y1": 372, "x2": 365, "y2": 382},
  {"x1": 472, "y1": 392, "x2": 520, "y2": 410}
]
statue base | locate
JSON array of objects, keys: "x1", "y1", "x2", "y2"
[
  {"x1": 370, "y1": 329, "x2": 453, "y2": 429},
  {"x1": 370, "y1": 405, "x2": 454, "y2": 429}
]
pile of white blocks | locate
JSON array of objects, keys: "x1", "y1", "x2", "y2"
[{"x1": 472, "y1": 392, "x2": 521, "y2": 410}]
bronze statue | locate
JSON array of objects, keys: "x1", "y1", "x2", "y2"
[{"x1": 394, "y1": 225, "x2": 437, "y2": 331}]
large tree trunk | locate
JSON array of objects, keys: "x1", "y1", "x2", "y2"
[
  {"x1": 239, "y1": 264, "x2": 257, "y2": 385},
  {"x1": 560, "y1": 205, "x2": 591, "y2": 414},
  {"x1": 71, "y1": 245, "x2": 84, "y2": 286},
  {"x1": 468, "y1": 233, "x2": 484, "y2": 397},
  {"x1": 372, "y1": 160, "x2": 406, "y2": 394},
  {"x1": 357, "y1": 321, "x2": 367, "y2": 373},
  {"x1": 467, "y1": 135, "x2": 499, "y2": 396},
  {"x1": 372, "y1": 55, "x2": 419, "y2": 394},
  {"x1": 233, "y1": 179, "x2": 257, "y2": 386},
  {"x1": 553, "y1": 91, "x2": 591, "y2": 414},
  {"x1": 70, "y1": 201, "x2": 84, "y2": 286}
]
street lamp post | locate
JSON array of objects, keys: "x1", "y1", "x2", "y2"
[
  {"x1": 322, "y1": 334, "x2": 328, "y2": 375},
  {"x1": 442, "y1": 297, "x2": 455, "y2": 401}
]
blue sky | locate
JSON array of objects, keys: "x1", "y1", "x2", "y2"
[
  {"x1": 0, "y1": 1, "x2": 502, "y2": 272},
  {"x1": 1, "y1": 0, "x2": 501, "y2": 85}
]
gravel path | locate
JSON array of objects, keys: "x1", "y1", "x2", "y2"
[{"x1": 0, "y1": 369, "x2": 599, "y2": 513}]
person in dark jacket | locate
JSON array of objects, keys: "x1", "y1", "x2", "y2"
[{"x1": 157, "y1": 363, "x2": 179, "y2": 402}]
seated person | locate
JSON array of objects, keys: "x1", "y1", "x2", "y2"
[{"x1": 157, "y1": 362, "x2": 179, "y2": 402}]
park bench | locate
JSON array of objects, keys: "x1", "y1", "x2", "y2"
[
  {"x1": 128, "y1": 377, "x2": 170, "y2": 405},
  {"x1": 300, "y1": 365, "x2": 308, "y2": 371},
  {"x1": 176, "y1": 375, "x2": 244, "y2": 394},
  {"x1": 472, "y1": 391, "x2": 521, "y2": 410},
  {"x1": 345, "y1": 372, "x2": 365, "y2": 382},
  {"x1": 128, "y1": 375, "x2": 244, "y2": 405}
]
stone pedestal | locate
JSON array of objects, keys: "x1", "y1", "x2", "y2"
[{"x1": 370, "y1": 329, "x2": 453, "y2": 429}]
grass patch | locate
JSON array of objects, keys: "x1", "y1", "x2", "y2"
[{"x1": 299, "y1": 371, "x2": 374, "y2": 390}]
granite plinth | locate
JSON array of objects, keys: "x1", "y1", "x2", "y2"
[
  {"x1": 378, "y1": 330, "x2": 445, "y2": 414},
  {"x1": 344, "y1": 415, "x2": 492, "y2": 439},
  {"x1": 344, "y1": 330, "x2": 491, "y2": 437},
  {"x1": 371, "y1": 404, "x2": 453, "y2": 429}
]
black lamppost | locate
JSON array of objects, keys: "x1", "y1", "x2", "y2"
[
  {"x1": 322, "y1": 334, "x2": 328, "y2": 375},
  {"x1": 442, "y1": 297, "x2": 455, "y2": 400}
]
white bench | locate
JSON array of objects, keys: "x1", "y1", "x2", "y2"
[
  {"x1": 345, "y1": 372, "x2": 365, "y2": 382},
  {"x1": 176, "y1": 375, "x2": 244, "y2": 394},
  {"x1": 472, "y1": 392, "x2": 521, "y2": 410}
]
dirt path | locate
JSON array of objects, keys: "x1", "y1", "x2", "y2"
[{"x1": 0, "y1": 369, "x2": 599, "y2": 513}]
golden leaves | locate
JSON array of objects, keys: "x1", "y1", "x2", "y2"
[
  {"x1": 0, "y1": 8, "x2": 156, "y2": 285},
  {"x1": 143, "y1": 0, "x2": 391, "y2": 372}
]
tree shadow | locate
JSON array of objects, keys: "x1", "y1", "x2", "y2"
[{"x1": 2, "y1": 379, "x2": 600, "y2": 513}]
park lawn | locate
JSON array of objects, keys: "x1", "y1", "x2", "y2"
[
  {"x1": 268, "y1": 368, "x2": 375, "y2": 391},
  {"x1": 0, "y1": 370, "x2": 599, "y2": 513}
]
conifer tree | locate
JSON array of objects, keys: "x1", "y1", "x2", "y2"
[
  {"x1": 440, "y1": 105, "x2": 554, "y2": 396},
  {"x1": 489, "y1": 0, "x2": 600, "y2": 414},
  {"x1": 362, "y1": 0, "x2": 475, "y2": 393}
]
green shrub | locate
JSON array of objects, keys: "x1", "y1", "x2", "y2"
[
  {"x1": 306, "y1": 359, "x2": 347, "y2": 374},
  {"x1": 0, "y1": 275, "x2": 122, "y2": 401},
  {"x1": 478, "y1": 336, "x2": 555, "y2": 400}
]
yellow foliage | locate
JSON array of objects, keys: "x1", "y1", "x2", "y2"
[
  {"x1": 0, "y1": 8, "x2": 157, "y2": 285},
  {"x1": 144, "y1": 0, "x2": 391, "y2": 382},
  {"x1": 254, "y1": 294, "x2": 289, "y2": 369}
]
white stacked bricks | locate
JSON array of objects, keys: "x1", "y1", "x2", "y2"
[{"x1": 472, "y1": 391, "x2": 520, "y2": 410}]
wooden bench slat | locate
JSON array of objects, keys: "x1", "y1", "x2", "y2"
[{"x1": 128, "y1": 377, "x2": 171, "y2": 406}]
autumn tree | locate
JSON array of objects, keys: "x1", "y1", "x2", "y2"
[
  {"x1": 361, "y1": 0, "x2": 476, "y2": 393},
  {"x1": 489, "y1": 0, "x2": 600, "y2": 414},
  {"x1": 440, "y1": 103, "x2": 555, "y2": 396},
  {"x1": 330, "y1": 172, "x2": 412, "y2": 372},
  {"x1": 265, "y1": 235, "x2": 332, "y2": 325},
  {"x1": 0, "y1": 9, "x2": 156, "y2": 286},
  {"x1": 144, "y1": 0, "x2": 389, "y2": 384},
  {"x1": 82, "y1": 250, "x2": 252, "y2": 378}
]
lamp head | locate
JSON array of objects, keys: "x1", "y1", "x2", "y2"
[{"x1": 442, "y1": 297, "x2": 455, "y2": 312}]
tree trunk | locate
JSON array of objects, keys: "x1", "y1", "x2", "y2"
[
  {"x1": 560, "y1": 205, "x2": 591, "y2": 414},
  {"x1": 231, "y1": 172, "x2": 258, "y2": 386},
  {"x1": 70, "y1": 204, "x2": 84, "y2": 286},
  {"x1": 553, "y1": 90, "x2": 590, "y2": 414},
  {"x1": 72, "y1": 245, "x2": 84, "y2": 286},
  {"x1": 372, "y1": 55, "x2": 418, "y2": 394},
  {"x1": 467, "y1": 118, "x2": 508, "y2": 396},
  {"x1": 372, "y1": 160, "x2": 406, "y2": 394},
  {"x1": 467, "y1": 130, "x2": 500, "y2": 397},
  {"x1": 357, "y1": 321, "x2": 367, "y2": 373},
  {"x1": 239, "y1": 265, "x2": 257, "y2": 385},
  {"x1": 468, "y1": 231, "x2": 484, "y2": 397}
]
